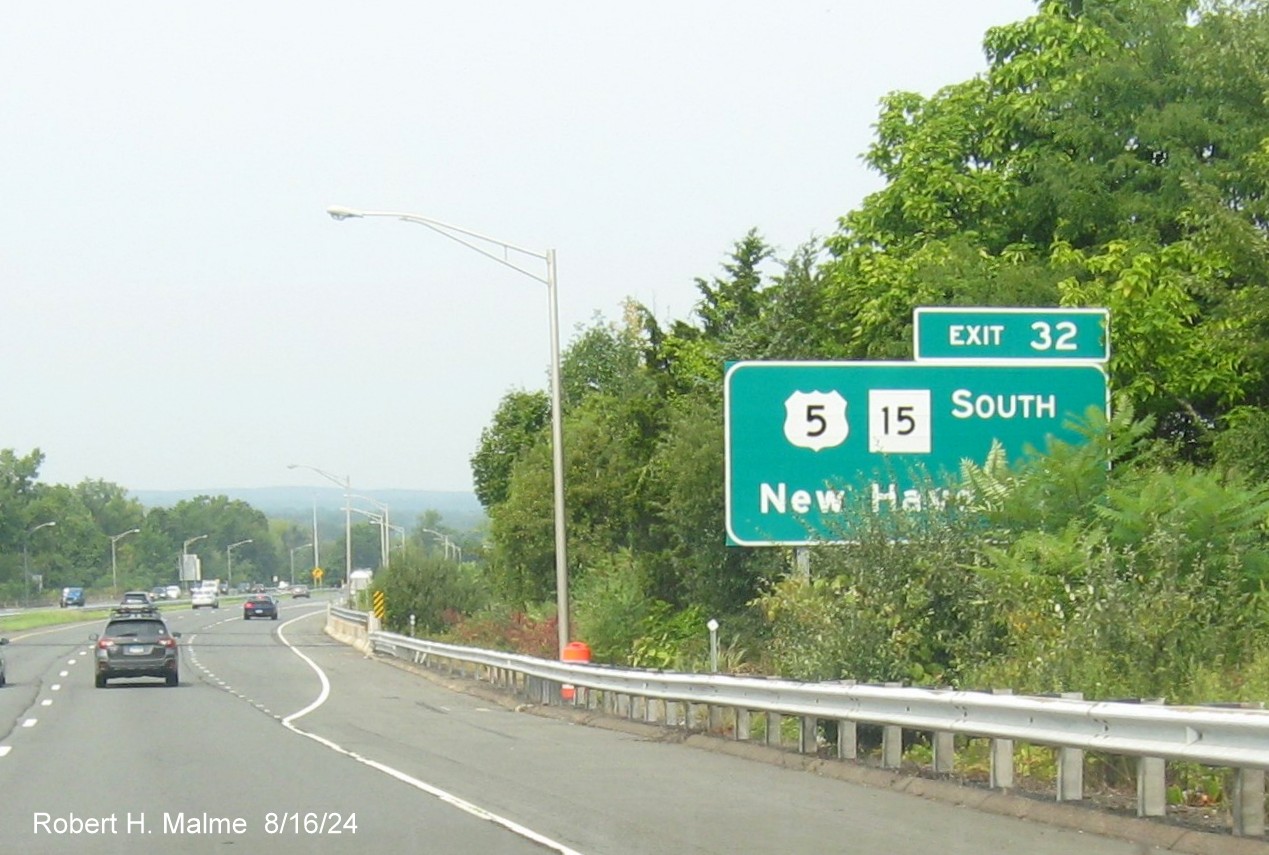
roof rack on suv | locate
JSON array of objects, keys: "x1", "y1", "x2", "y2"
[{"x1": 110, "y1": 605, "x2": 160, "y2": 618}]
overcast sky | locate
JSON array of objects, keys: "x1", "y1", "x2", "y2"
[{"x1": 2, "y1": 1, "x2": 1036, "y2": 493}]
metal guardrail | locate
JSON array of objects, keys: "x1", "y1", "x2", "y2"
[
  {"x1": 330, "y1": 604, "x2": 369, "y2": 627},
  {"x1": 327, "y1": 609, "x2": 1269, "y2": 838}
]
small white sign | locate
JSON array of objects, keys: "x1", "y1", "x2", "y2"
[
  {"x1": 783, "y1": 390, "x2": 849, "y2": 451},
  {"x1": 868, "y1": 389, "x2": 932, "y2": 453}
]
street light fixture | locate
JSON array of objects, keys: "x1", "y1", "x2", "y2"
[
  {"x1": 288, "y1": 463, "x2": 352, "y2": 589},
  {"x1": 24, "y1": 520, "x2": 57, "y2": 604},
  {"x1": 109, "y1": 527, "x2": 141, "y2": 596},
  {"x1": 226, "y1": 539, "x2": 253, "y2": 588},
  {"x1": 290, "y1": 542, "x2": 313, "y2": 586},
  {"x1": 327, "y1": 204, "x2": 570, "y2": 655}
]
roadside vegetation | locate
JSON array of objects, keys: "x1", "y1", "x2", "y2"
[{"x1": 376, "y1": 0, "x2": 1269, "y2": 709}]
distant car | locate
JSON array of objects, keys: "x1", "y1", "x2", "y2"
[
  {"x1": 60, "y1": 587, "x2": 85, "y2": 608},
  {"x1": 243, "y1": 594, "x2": 278, "y2": 620},
  {"x1": 92, "y1": 611, "x2": 181, "y2": 687},
  {"x1": 149, "y1": 586, "x2": 167, "y2": 601},
  {"x1": 118, "y1": 591, "x2": 158, "y2": 614},
  {"x1": 0, "y1": 637, "x2": 9, "y2": 687},
  {"x1": 165, "y1": 585, "x2": 182, "y2": 600},
  {"x1": 191, "y1": 587, "x2": 219, "y2": 609},
  {"x1": 290, "y1": 585, "x2": 310, "y2": 599}
]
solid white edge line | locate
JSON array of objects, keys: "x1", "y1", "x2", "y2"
[{"x1": 275, "y1": 610, "x2": 585, "y2": 855}]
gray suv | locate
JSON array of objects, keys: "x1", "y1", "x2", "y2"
[{"x1": 92, "y1": 612, "x2": 181, "y2": 687}]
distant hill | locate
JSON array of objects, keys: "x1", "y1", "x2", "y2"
[{"x1": 130, "y1": 486, "x2": 486, "y2": 531}]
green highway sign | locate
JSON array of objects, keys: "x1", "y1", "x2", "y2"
[
  {"x1": 724, "y1": 361, "x2": 1108, "y2": 546},
  {"x1": 914, "y1": 307, "x2": 1109, "y2": 362}
]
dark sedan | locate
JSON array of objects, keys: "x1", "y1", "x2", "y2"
[{"x1": 243, "y1": 594, "x2": 278, "y2": 620}]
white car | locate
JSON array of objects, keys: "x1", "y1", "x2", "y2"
[{"x1": 191, "y1": 588, "x2": 219, "y2": 609}]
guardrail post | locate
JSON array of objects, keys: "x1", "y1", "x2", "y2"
[
  {"x1": 735, "y1": 708, "x2": 750, "y2": 741},
  {"x1": 932, "y1": 731, "x2": 955, "y2": 774},
  {"x1": 1137, "y1": 699, "x2": 1167, "y2": 818},
  {"x1": 647, "y1": 697, "x2": 662, "y2": 724},
  {"x1": 800, "y1": 716, "x2": 817, "y2": 754},
  {"x1": 882, "y1": 724, "x2": 902, "y2": 769},
  {"x1": 710, "y1": 705, "x2": 724, "y2": 735},
  {"x1": 765, "y1": 712, "x2": 780, "y2": 747},
  {"x1": 1056, "y1": 692, "x2": 1084, "y2": 802},
  {"x1": 1233, "y1": 768, "x2": 1266, "y2": 837},
  {"x1": 882, "y1": 682, "x2": 903, "y2": 769},
  {"x1": 837, "y1": 719, "x2": 857, "y2": 761},
  {"x1": 990, "y1": 689, "x2": 1014, "y2": 790}
]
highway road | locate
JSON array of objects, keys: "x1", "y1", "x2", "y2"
[{"x1": 0, "y1": 599, "x2": 1174, "y2": 854}]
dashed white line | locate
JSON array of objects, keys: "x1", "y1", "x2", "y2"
[
  {"x1": 41, "y1": 699, "x2": 52, "y2": 707},
  {"x1": 51, "y1": 684, "x2": 61, "y2": 691},
  {"x1": 0, "y1": 746, "x2": 11, "y2": 757},
  {"x1": 22, "y1": 719, "x2": 37, "y2": 728},
  {"x1": 58, "y1": 671, "x2": 69, "y2": 678}
]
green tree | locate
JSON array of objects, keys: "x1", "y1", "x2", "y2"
[
  {"x1": 821, "y1": 0, "x2": 1269, "y2": 447},
  {"x1": 470, "y1": 390, "x2": 549, "y2": 510}
]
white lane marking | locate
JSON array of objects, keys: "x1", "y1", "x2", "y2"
[
  {"x1": 22, "y1": 719, "x2": 37, "y2": 728},
  {"x1": 67, "y1": 660, "x2": 76, "y2": 665},
  {"x1": 51, "y1": 684, "x2": 61, "y2": 691},
  {"x1": 59, "y1": 671, "x2": 69, "y2": 678},
  {"x1": 0, "y1": 746, "x2": 10, "y2": 757},
  {"x1": 276, "y1": 612, "x2": 584, "y2": 855},
  {"x1": 41, "y1": 699, "x2": 52, "y2": 707}
]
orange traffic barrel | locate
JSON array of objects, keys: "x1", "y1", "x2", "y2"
[{"x1": 561, "y1": 641, "x2": 591, "y2": 701}]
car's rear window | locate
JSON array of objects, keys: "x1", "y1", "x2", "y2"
[{"x1": 105, "y1": 620, "x2": 169, "y2": 641}]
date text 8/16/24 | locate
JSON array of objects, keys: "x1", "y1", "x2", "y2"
[{"x1": 266, "y1": 813, "x2": 357, "y2": 834}]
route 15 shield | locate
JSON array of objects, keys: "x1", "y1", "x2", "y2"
[{"x1": 783, "y1": 390, "x2": 848, "y2": 451}]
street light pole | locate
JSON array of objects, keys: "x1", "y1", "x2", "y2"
[
  {"x1": 350, "y1": 494, "x2": 391, "y2": 570},
  {"x1": 227, "y1": 539, "x2": 253, "y2": 588},
  {"x1": 387, "y1": 524, "x2": 406, "y2": 556},
  {"x1": 311, "y1": 498, "x2": 320, "y2": 574},
  {"x1": 109, "y1": 528, "x2": 141, "y2": 596},
  {"x1": 349, "y1": 507, "x2": 387, "y2": 569},
  {"x1": 290, "y1": 542, "x2": 313, "y2": 586},
  {"x1": 420, "y1": 527, "x2": 455, "y2": 561},
  {"x1": 327, "y1": 204, "x2": 570, "y2": 656},
  {"x1": 24, "y1": 520, "x2": 57, "y2": 604},
  {"x1": 182, "y1": 534, "x2": 208, "y2": 589},
  {"x1": 289, "y1": 464, "x2": 352, "y2": 589}
]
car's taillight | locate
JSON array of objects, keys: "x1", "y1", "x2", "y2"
[
  {"x1": 97, "y1": 637, "x2": 115, "y2": 650},
  {"x1": 157, "y1": 637, "x2": 176, "y2": 648}
]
